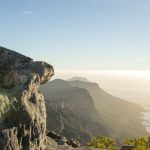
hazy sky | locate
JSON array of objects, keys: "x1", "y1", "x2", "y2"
[{"x1": 0, "y1": 0, "x2": 150, "y2": 70}]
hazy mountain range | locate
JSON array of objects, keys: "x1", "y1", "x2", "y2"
[{"x1": 40, "y1": 77, "x2": 148, "y2": 143}]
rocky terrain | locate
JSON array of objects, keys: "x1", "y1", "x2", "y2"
[{"x1": 0, "y1": 47, "x2": 53, "y2": 149}]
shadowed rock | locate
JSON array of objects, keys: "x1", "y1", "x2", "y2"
[{"x1": 0, "y1": 47, "x2": 54, "y2": 150}]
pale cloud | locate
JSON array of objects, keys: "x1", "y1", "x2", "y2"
[{"x1": 23, "y1": 10, "x2": 34, "y2": 16}]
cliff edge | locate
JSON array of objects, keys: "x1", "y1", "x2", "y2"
[{"x1": 0, "y1": 47, "x2": 54, "y2": 150}]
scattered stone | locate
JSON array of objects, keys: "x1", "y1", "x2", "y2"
[
  {"x1": 47, "y1": 130, "x2": 61, "y2": 141},
  {"x1": 58, "y1": 137, "x2": 68, "y2": 145},
  {"x1": 47, "y1": 130, "x2": 81, "y2": 148},
  {"x1": 67, "y1": 138, "x2": 81, "y2": 148}
]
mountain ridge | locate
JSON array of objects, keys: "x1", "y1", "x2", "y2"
[
  {"x1": 40, "y1": 79, "x2": 108, "y2": 143},
  {"x1": 69, "y1": 78, "x2": 147, "y2": 138},
  {"x1": 40, "y1": 78, "x2": 148, "y2": 144}
]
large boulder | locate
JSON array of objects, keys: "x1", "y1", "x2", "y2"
[{"x1": 0, "y1": 47, "x2": 54, "y2": 150}]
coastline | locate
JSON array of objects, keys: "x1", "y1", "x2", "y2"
[{"x1": 142, "y1": 107, "x2": 150, "y2": 133}]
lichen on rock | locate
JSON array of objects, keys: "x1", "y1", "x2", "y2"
[{"x1": 0, "y1": 47, "x2": 54, "y2": 150}]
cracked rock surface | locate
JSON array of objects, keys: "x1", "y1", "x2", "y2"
[{"x1": 0, "y1": 47, "x2": 54, "y2": 150}]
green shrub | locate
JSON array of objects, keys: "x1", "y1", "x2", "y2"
[
  {"x1": 88, "y1": 136, "x2": 119, "y2": 149},
  {"x1": 124, "y1": 136, "x2": 150, "y2": 150}
]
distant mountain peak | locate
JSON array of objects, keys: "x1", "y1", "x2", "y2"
[{"x1": 68, "y1": 77, "x2": 90, "y2": 82}]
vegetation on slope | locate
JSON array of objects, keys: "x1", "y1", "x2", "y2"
[
  {"x1": 89, "y1": 136, "x2": 150, "y2": 150},
  {"x1": 88, "y1": 136, "x2": 119, "y2": 150},
  {"x1": 124, "y1": 136, "x2": 150, "y2": 150}
]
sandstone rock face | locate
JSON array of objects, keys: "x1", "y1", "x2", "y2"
[{"x1": 0, "y1": 47, "x2": 54, "y2": 150}]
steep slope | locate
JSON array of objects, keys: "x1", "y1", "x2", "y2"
[
  {"x1": 0, "y1": 47, "x2": 54, "y2": 150},
  {"x1": 40, "y1": 79, "x2": 108, "y2": 143},
  {"x1": 69, "y1": 78, "x2": 148, "y2": 139}
]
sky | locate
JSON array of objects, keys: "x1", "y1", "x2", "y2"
[{"x1": 0, "y1": 0, "x2": 150, "y2": 71}]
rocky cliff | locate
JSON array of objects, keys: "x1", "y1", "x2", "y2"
[{"x1": 0, "y1": 47, "x2": 54, "y2": 150}]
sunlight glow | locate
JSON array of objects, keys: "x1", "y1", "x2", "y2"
[{"x1": 57, "y1": 70, "x2": 150, "y2": 79}]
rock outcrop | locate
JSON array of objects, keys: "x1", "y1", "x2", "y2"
[
  {"x1": 0, "y1": 47, "x2": 54, "y2": 150},
  {"x1": 47, "y1": 130, "x2": 81, "y2": 148}
]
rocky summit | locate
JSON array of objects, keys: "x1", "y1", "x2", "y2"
[{"x1": 0, "y1": 47, "x2": 54, "y2": 150}]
